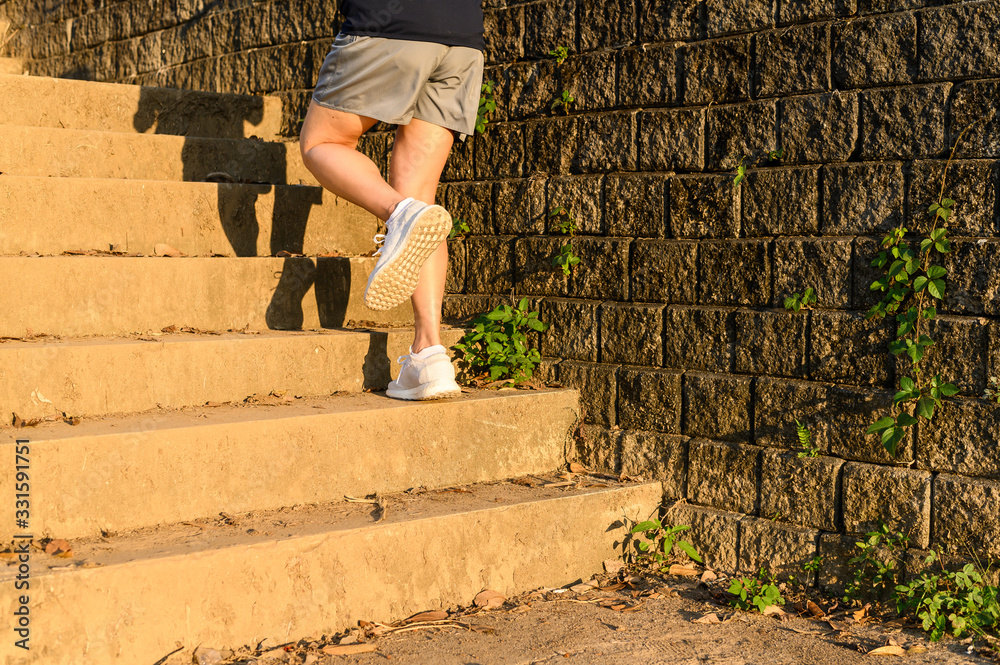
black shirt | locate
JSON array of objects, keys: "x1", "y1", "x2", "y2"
[{"x1": 340, "y1": 0, "x2": 485, "y2": 51}]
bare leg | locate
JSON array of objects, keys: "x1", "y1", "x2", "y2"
[
  {"x1": 387, "y1": 118, "x2": 455, "y2": 353},
  {"x1": 299, "y1": 102, "x2": 402, "y2": 221}
]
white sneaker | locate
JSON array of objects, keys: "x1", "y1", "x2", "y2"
[
  {"x1": 386, "y1": 345, "x2": 462, "y2": 400},
  {"x1": 364, "y1": 197, "x2": 452, "y2": 311}
]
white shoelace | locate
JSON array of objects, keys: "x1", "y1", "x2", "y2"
[{"x1": 372, "y1": 233, "x2": 386, "y2": 256}]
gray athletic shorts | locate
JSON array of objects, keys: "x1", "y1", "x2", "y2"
[{"x1": 312, "y1": 33, "x2": 485, "y2": 140}]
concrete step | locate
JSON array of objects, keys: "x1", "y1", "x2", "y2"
[
  {"x1": 0, "y1": 74, "x2": 283, "y2": 139},
  {"x1": 0, "y1": 256, "x2": 411, "y2": 337},
  {"x1": 0, "y1": 57, "x2": 22, "y2": 75},
  {"x1": 0, "y1": 175, "x2": 372, "y2": 257},
  {"x1": 0, "y1": 479, "x2": 659, "y2": 665},
  {"x1": 0, "y1": 124, "x2": 317, "y2": 185},
  {"x1": 0, "y1": 328, "x2": 465, "y2": 422},
  {"x1": 0, "y1": 389, "x2": 579, "y2": 540}
]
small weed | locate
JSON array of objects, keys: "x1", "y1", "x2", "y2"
[
  {"x1": 984, "y1": 376, "x2": 1000, "y2": 403},
  {"x1": 627, "y1": 518, "x2": 702, "y2": 570},
  {"x1": 795, "y1": 420, "x2": 819, "y2": 458},
  {"x1": 451, "y1": 298, "x2": 547, "y2": 383},
  {"x1": 548, "y1": 45, "x2": 570, "y2": 64},
  {"x1": 804, "y1": 555, "x2": 824, "y2": 575},
  {"x1": 728, "y1": 569, "x2": 785, "y2": 613},
  {"x1": 766, "y1": 148, "x2": 784, "y2": 162},
  {"x1": 476, "y1": 80, "x2": 497, "y2": 134},
  {"x1": 733, "y1": 156, "x2": 748, "y2": 190},
  {"x1": 844, "y1": 523, "x2": 910, "y2": 605},
  {"x1": 549, "y1": 206, "x2": 581, "y2": 276},
  {"x1": 784, "y1": 287, "x2": 817, "y2": 313},
  {"x1": 895, "y1": 550, "x2": 1000, "y2": 642},
  {"x1": 732, "y1": 148, "x2": 784, "y2": 189},
  {"x1": 551, "y1": 89, "x2": 575, "y2": 115},
  {"x1": 448, "y1": 217, "x2": 470, "y2": 240}
]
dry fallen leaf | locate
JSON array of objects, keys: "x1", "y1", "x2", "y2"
[
  {"x1": 700, "y1": 570, "x2": 718, "y2": 583},
  {"x1": 854, "y1": 604, "x2": 871, "y2": 623},
  {"x1": 321, "y1": 643, "x2": 376, "y2": 655},
  {"x1": 763, "y1": 605, "x2": 788, "y2": 620},
  {"x1": 906, "y1": 646, "x2": 928, "y2": 655},
  {"x1": 693, "y1": 613, "x2": 721, "y2": 624},
  {"x1": 154, "y1": 243, "x2": 184, "y2": 257},
  {"x1": 806, "y1": 600, "x2": 826, "y2": 617},
  {"x1": 568, "y1": 462, "x2": 589, "y2": 474},
  {"x1": 868, "y1": 645, "x2": 907, "y2": 657},
  {"x1": 474, "y1": 589, "x2": 506, "y2": 610},
  {"x1": 603, "y1": 559, "x2": 625, "y2": 575},
  {"x1": 404, "y1": 610, "x2": 449, "y2": 624},
  {"x1": 668, "y1": 564, "x2": 699, "y2": 577},
  {"x1": 44, "y1": 539, "x2": 73, "y2": 557}
]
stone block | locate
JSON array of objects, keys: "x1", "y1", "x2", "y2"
[
  {"x1": 442, "y1": 181, "x2": 494, "y2": 235},
  {"x1": 742, "y1": 167, "x2": 820, "y2": 236},
  {"x1": 502, "y1": 60, "x2": 560, "y2": 120},
  {"x1": 441, "y1": 133, "x2": 475, "y2": 182},
  {"x1": 760, "y1": 450, "x2": 843, "y2": 531},
  {"x1": 817, "y1": 533, "x2": 859, "y2": 595},
  {"x1": 855, "y1": 0, "x2": 939, "y2": 14},
  {"x1": 739, "y1": 518, "x2": 820, "y2": 582},
  {"x1": 631, "y1": 241, "x2": 699, "y2": 304},
  {"x1": 859, "y1": 84, "x2": 950, "y2": 160},
  {"x1": 704, "y1": 0, "x2": 774, "y2": 37},
  {"x1": 822, "y1": 162, "x2": 903, "y2": 235},
  {"x1": 522, "y1": 0, "x2": 575, "y2": 61},
  {"x1": 600, "y1": 302, "x2": 665, "y2": 366},
  {"x1": 494, "y1": 178, "x2": 547, "y2": 235},
  {"x1": 638, "y1": 109, "x2": 706, "y2": 172},
  {"x1": 919, "y1": 2, "x2": 1000, "y2": 82},
  {"x1": 898, "y1": 315, "x2": 990, "y2": 397},
  {"x1": 734, "y1": 309, "x2": 808, "y2": 378},
  {"x1": 779, "y1": 92, "x2": 858, "y2": 164},
  {"x1": 665, "y1": 504, "x2": 743, "y2": 572},
  {"x1": 578, "y1": 0, "x2": 637, "y2": 50},
  {"x1": 539, "y1": 298, "x2": 601, "y2": 362},
  {"x1": 679, "y1": 35, "x2": 751, "y2": 105},
  {"x1": 778, "y1": 0, "x2": 856, "y2": 24},
  {"x1": 773, "y1": 237, "x2": 853, "y2": 310},
  {"x1": 662, "y1": 306, "x2": 734, "y2": 372},
  {"x1": 682, "y1": 371, "x2": 753, "y2": 441},
  {"x1": 851, "y1": 236, "x2": 886, "y2": 311},
  {"x1": 688, "y1": 439, "x2": 760, "y2": 514},
  {"x1": 933, "y1": 474, "x2": 1000, "y2": 559},
  {"x1": 575, "y1": 424, "x2": 621, "y2": 472},
  {"x1": 706, "y1": 100, "x2": 778, "y2": 170},
  {"x1": 618, "y1": 366, "x2": 683, "y2": 433},
  {"x1": 464, "y1": 236, "x2": 515, "y2": 294},
  {"x1": 918, "y1": 399, "x2": 1000, "y2": 478},
  {"x1": 546, "y1": 175, "x2": 604, "y2": 235},
  {"x1": 483, "y1": 6, "x2": 523, "y2": 64},
  {"x1": 809, "y1": 310, "x2": 893, "y2": 388},
  {"x1": 525, "y1": 117, "x2": 577, "y2": 175},
  {"x1": 842, "y1": 463, "x2": 932, "y2": 548},
  {"x1": 514, "y1": 236, "x2": 569, "y2": 297},
  {"x1": 569, "y1": 237, "x2": 631, "y2": 301},
  {"x1": 558, "y1": 360, "x2": 620, "y2": 427},
  {"x1": 942, "y1": 239, "x2": 1000, "y2": 316},
  {"x1": 907, "y1": 160, "x2": 999, "y2": 237},
  {"x1": 559, "y1": 51, "x2": 618, "y2": 113},
  {"x1": 641, "y1": 0, "x2": 703, "y2": 42},
  {"x1": 905, "y1": 548, "x2": 1000, "y2": 586},
  {"x1": 620, "y1": 431, "x2": 689, "y2": 498},
  {"x1": 475, "y1": 121, "x2": 525, "y2": 180},
  {"x1": 445, "y1": 238, "x2": 466, "y2": 294},
  {"x1": 571, "y1": 112, "x2": 637, "y2": 173},
  {"x1": 618, "y1": 44, "x2": 677, "y2": 108},
  {"x1": 605, "y1": 174, "x2": 669, "y2": 238},
  {"x1": 669, "y1": 175, "x2": 741, "y2": 239},
  {"x1": 755, "y1": 23, "x2": 830, "y2": 97},
  {"x1": 698, "y1": 240, "x2": 771, "y2": 306},
  {"x1": 949, "y1": 79, "x2": 1000, "y2": 160},
  {"x1": 832, "y1": 12, "x2": 916, "y2": 88},
  {"x1": 442, "y1": 294, "x2": 506, "y2": 324},
  {"x1": 755, "y1": 378, "x2": 913, "y2": 463}
]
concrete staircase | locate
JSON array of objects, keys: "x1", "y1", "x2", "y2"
[{"x1": 0, "y1": 74, "x2": 660, "y2": 664}]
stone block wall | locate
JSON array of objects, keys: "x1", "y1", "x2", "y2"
[{"x1": 3, "y1": 0, "x2": 999, "y2": 589}]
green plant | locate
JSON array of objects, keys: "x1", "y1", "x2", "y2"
[
  {"x1": 448, "y1": 217, "x2": 470, "y2": 240},
  {"x1": 549, "y1": 206, "x2": 581, "y2": 276},
  {"x1": 766, "y1": 148, "x2": 785, "y2": 162},
  {"x1": 984, "y1": 377, "x2": 1000, "y2": 403},
  {"x1": 783, "y1": 287, "x2": 816, "y2": 313},
  {"x1": 732, "y1": 148, "x2": 784, "y2": 189},
  {"x1": 548, "y1": 45, "x2": 569, "y2": 64},
  {"x1": 804, "y1": 555, "x2": 824, "y2": 575},
  {"x1": 795, "y1": 420, "x2": 819, "y2": 458},
  {"x1": 451, "y1": 298, "x2": 548, "y2": 383},
  {"x1": 627, "y1": 518, "x2": 702, "y2": 569},
  {"x1": 551, "y1": 89, "x2": 575, "y2": 115},
  {"x1": 895, "y1": 550, "x2": 1000, "y2": 642},
  {"x1": 733, "y1": 155, "x2": 749, "y2": 189},
  {"x1": 844, "y1": 523, "x2": 910, "y2": 605},
  {"x1": 476, "y1": 80, "x2": 497, "y2": 134},
  {"x1": 728, "y1": 569, "x2": 785, "y2": 613}
]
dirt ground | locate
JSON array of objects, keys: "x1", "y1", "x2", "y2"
[{"x1": 189, "y1": 570, "x2": 997, "y2": 665}]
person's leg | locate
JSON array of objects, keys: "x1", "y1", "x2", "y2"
[
  {"x1": 299, "y1": 101, "x2": 403, "y2": 221},
  {"x1": 387, "y1": 117, "x2": 455, "y2": 352}
]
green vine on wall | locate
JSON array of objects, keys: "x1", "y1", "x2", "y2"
[
  {"x1": 549, "y1": 206, "x2": 581, "y2": 275},
  {"x1": 864, "y1": 134, "x2": 969, "y2": 456}
]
